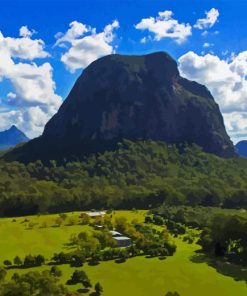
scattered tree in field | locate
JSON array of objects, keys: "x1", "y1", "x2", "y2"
[
  {"x1": 35, "y1": 254, "x2": 45, "y2": 266},
  {"x1": 50, "y1": 266, "x2": 62, "y2": 277},
  {"x1": 165, "y1": 292, "x2": 180, "y2": 296},
  {"x1": 0, "y1": 267, "x2": 6, "y2": 282},
  {"x1": 95, "y1": 282, "x2": 103, "y2": 295},
  {"x1": 70, "y1": 254, "x2": 85, "y2": 267},
  {"x1": 13, "y1": 256, "x2": 22, "y2": 266},
  {"x1": 59, "y1": 213, "x2": 67, "y2": 221},
  {"x1": 3, "y1": 260, "x2": 12, "y2": 267},
  {"x1": 79, "y1": 213, "x2": 90, "y2": 225},
  {"x1": 67, "y1": 270, "x2": 91, "y2": 288},
  {"x1": 55, "y1": 217, "x2": 63, "y2": 227}
]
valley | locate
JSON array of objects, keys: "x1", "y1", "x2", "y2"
[{"x1": 1, "y1": 210, "x2": 247, "y2": 295}]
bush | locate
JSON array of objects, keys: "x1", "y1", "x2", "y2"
[{"x1": 3, "y1": 260, "x2": 12, "y2": 267}]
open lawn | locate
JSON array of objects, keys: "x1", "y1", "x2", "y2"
[{"x1": 1, "y1": 210, "x2": 247, "y2": 295}]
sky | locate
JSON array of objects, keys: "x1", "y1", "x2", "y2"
[{"x1": 0, "y1": 0, "x2": 247, "y2": 143}]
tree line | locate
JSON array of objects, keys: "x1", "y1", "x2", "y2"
[{"x1": 1, "y1": 140, "x2": 247, "y2": 217}]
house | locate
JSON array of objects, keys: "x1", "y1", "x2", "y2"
[
  {"x1": 85, "y1": 211, "x2": 106, "y2": 218},
  {"x1": 109, "y1": 230, "x2": 132, "y2": 247},
  {"x1": 109, "y1": 230, "x2": 122, "y2": 237},
  {"x1": 113, "y1": 236, "x2": 132, "y2": 247}
]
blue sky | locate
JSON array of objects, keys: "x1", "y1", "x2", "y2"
[{"x1": 0, "y1": 0, "x2": 247, "y2": 143}]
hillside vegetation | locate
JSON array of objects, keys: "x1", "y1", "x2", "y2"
[{"x1": 0, "y1": 140, "x2": 247, "y2": 217}]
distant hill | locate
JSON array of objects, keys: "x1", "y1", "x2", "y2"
[
  {"x1": 235, "y1": 140, "x2": 247, "y2": 158},
  {"x1": 3, "y1": 52, "x2": 235, "y2": 163},
  {"x1": 0, "y1": 125, "x2": 29, "y2": 150}
]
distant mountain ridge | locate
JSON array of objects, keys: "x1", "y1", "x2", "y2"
[
  {"x1": 235, "y1": 140, "x2": 247, "y2": 158},
  {"x1": 3, "y1": 52, "x2": 235, "y2": 162},
  {"x1": 0, "y1": 125, "x2": 29, "y2": 150}
]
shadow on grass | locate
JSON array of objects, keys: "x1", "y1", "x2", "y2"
[
  {"x1": 77, "y1": 288, "x2": 90, "y2": 294},
  {"x1": 115, "y1": 258, "x2": 126, "y2": 264},
  {"x1": 190, "y1": 252, "x2": 247, "y2": 283}
]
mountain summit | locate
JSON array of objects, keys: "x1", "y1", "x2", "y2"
[
  {"x1": 0, "y1": 125, "x2": 29, "y2": 150},
  {"x1": 4, "y1": 52, "x2": 235, "y2": 162}
]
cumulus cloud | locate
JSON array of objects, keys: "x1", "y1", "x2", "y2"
[
  {"x1": 135, "y1": 10, "x2": 192, "y2": 44},
  {"x1": 0, "y1": 27, "x2": 62, "y2": 138},
  {"x1": 55, "y1": 20, "x2": 119, "y2": 72},
  {"x1": 54, "y1": 21, "x2": 90, "y2": 47},
  {"x1": 19, "y1": 25, "x2": 35, "y2": 38},
  {"x1": 194, "y1": 8, "x2": 219, "y2": 30},
  {"x1": 178, "y1": 51, "x2": 247, "y2": 142}
]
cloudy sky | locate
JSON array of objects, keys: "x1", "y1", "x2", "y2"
[{"x1": 0, "y1": 0, "x2": 247, "y2": 143}]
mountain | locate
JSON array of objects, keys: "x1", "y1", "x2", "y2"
[
  {"x1": 0, "y1": 125, "x2": 29, "y2": 150},
  {"x1": 235, "y1": 140, "x2": 247, "y2": 157},
  {"x1": 3, "y1": 52, "x2": 235, "y2": 163}
]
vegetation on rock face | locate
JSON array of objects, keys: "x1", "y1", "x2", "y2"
[{"x1": 0, "y1": 140, "x2": 246, "y2": 217}]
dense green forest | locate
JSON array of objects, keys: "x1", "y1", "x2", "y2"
[{"x1": 0, "y1": 140, "x2": 247, "y2": 217}]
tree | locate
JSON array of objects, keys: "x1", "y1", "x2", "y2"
[
  {"x1": 79, "y1": 213, "x2": 90, "y2": 225},
  {"x1": 35, "y1": 254, "x2": 45, "y2": 266},
  {"x1": 50, "y1": 266, "x2": 62, "y2": 277},
  {"x1": 55, "y1": 217, "x2": 63, "y2": 227},
  {"x1": 67, "y1": 270, "x2": 91, "y2": 288},
  {"x1": 114, "y1": 216, "x2": 128, "y2": 233},
  {"x1": 3, "y1": 260, "x2": 12, "y2": 267},
  {"x1": 165, "y1": 292, "x2": 180, "y2": 296},
  {"x1": 0, "y1": 270, "x2": 68, "y2": 296},
  {"x1": 70, "y1": 254, "x2": 85, "y2": 267},
  {"x1": 14, "y1": 256, "x2": 22, "y2": 266},
  {"x1": 95, "y1": 282, "x2": 103, "y2": 295},
  {"x1": 0, "y1": 266, "x2": 6, "y2": 282},
  {"x1": 24, "y1": 255, "x2": 36, "y2": 267}
]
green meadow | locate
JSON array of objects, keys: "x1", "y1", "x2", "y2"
[{"x1": 1, "y1": 210, "x2": 247, "y2": 295}]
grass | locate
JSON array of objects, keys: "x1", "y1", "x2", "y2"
[{"x1": 1, "y1": 210, "x2": 247, "y2": 295}]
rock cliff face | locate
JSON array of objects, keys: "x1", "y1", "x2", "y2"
[{"x1": 4, "y1": 52, "x2": 235, "y2": 162}]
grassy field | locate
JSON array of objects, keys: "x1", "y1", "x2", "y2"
[{"x1": 1, "y1": 210, "x2": 247, "y2": 295}]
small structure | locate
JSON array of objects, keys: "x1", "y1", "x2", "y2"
[
  {"x1": 109, "y1": 230, "x2": 132, "y2": 247},
  {"x1": 94, "y1": 225, "x2": 104, "y2": 230},
  {"x1": 113, "y1": 236, "x2": 132, "y2": 247},
  {"x1": 109, "y1": 230, "x2": 122, "y2": 237},
  {"x1": 85, "y1": 211, "x2": 106, "y2": 218}
]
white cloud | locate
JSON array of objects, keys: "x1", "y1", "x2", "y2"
[
  {"x1": 178, "y1": 51, "x2": 247, "y2": 142},
  {"x1": 19, "y1": 25, "x2": 35, "y2": 38},
  {"x1": 0, "y1": 30, "x2": 49, "y2": 60},
  {"x1": 135, "y1": 10, "x2": 192, "y2": 44},
  {"x1": 54, "y1": 21, "x2": 90, "y2": 47},
  {"x1": 194, "y1": 8, "x2": 219, "y2": 30},
  {"x1": 0, "y1": 27, "x2": 62, "y2": 138},
  {"x1": 55, "y1": 20, "x2": 119, "y2": 72},
  {"x1": 140, "y1": 37, "x2": 147, "y2": 44},
  {"x1": 203, "y1": 42, "x2": 214, "y2": 48},
  {"x1": 7, "y1": 92, "x2": 16, "y2": 99}
]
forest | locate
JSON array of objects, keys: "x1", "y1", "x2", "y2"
[{"x1": 0, "y1": 139, "x2": 247, "y2": 217}]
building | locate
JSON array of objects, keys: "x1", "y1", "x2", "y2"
[
  {"x1": 113, "y1": 236, "x2": 132, "y2": 247},
  {"x1": 109, "y1": 230, "x2": 122, "y2": 237},
  {"x1": 109, "y1": 230, "x2": 132, "y2": 247},
  {"x1": 85, "y1": 211, "x2": 106, "y2": 218}
]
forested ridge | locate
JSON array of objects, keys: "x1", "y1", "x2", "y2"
[{"x1": 0, "y1": 140, "x2": 247, "y2": 217}]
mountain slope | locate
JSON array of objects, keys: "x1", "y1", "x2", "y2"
[
  {"x1": 0, "y1": 125, "x2": 29, "y2": 150},
  {"x1": 3, "y1": 52, "x2": 235, "y2": 162},
  {"x1": 235, "y1": 141, "x2": 247, "y2": 157}
]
